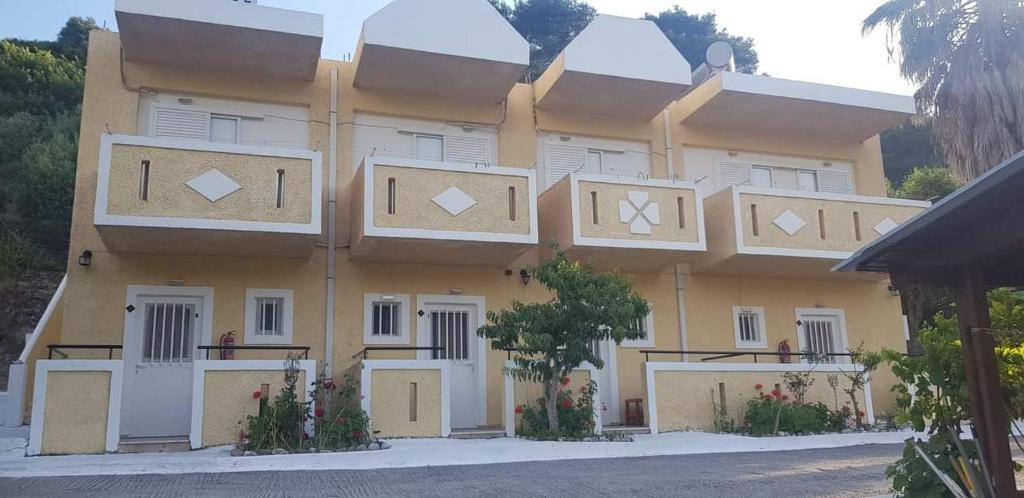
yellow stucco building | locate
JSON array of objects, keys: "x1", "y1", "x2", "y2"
[{"x1": 9, "y1": 0, "x2": 930, "y2": 453}]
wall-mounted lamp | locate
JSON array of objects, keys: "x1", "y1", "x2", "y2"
[
  {"x1": 519, "y1": 269, "x2": 531, "y2": 286},
  {"x1": 887, "y1": 284, "x2": 900, "y2": 297},
  {"x1": 77, "y1": 250, "x2": 93, "y2": 267}
]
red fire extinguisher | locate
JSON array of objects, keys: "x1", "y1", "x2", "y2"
[
  {"x1": 778, "y1": 338, "x2": 792, "y2": 364},
  {"x1": 219, "y1": 331, "x2": 236, "y2": 360}
]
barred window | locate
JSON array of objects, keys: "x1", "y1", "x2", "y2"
[
  {"x1": 372, "y1": 301, "x2": 401, "y2": 337},
  {"x1": 733, "y1": 306, "x2": 767, "y2": 348}
]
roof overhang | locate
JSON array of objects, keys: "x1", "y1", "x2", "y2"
[
  {"x1": 353, "y1": 0, "x2": 528, "y2": 103},
  {"x1": 677, "y1": 72, "x2": 916, "y2": 142},
  {"x1": 115, "y1": 0, "x2": 323, "y2": 81},
  {"x1": 535, "y1": 15, "x2": 692, "y2": 120},
  {"x1": 835, "y1": 150, "x2": 1024, "y2": 286}
]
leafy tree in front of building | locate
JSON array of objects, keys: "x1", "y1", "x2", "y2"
[
  {"x1": 478, "y1": 247, "x2": 648, "y2": 435},
  {"x1": 643, "y1": 7, "x2": 758, "y2": 73}
]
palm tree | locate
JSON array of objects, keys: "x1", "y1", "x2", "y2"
[{"x1": 863, "y1": 0, "x2": 1024, "y2": 182}]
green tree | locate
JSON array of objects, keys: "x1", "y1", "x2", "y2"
[
  {"x1": 10, "y1": 110, "x2": 80, "y2": 248},
  {"x1": 880, "y1": 119, "x2": 944, "y2": 187},
  {"x1": 864, "y1": 0, "x2": 1024, "y2": 182},
  {"x1": 0, "y1": 40, "x2": 84, "y2": 117},
  {"x1": 54, "y1": 17, "x2": 100, "y2": 61},
  {"x1": 491, "y1": 0, "x2": 596, "y2": 81},
  {"x1": 644, "y1": 7, "x2": 758, "y2": 73},
  {"x1": 893, "y1": 166, "x2": 960, "y2": 201},
  {"x1": 478, "y1": 249, "x2": 648, "y2": 432}
]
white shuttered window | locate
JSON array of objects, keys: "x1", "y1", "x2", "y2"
[{"x1": 733, "y1": 306, "x2": 767, "y2": 348}]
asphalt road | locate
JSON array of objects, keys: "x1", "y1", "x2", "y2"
[{"x1": 0, "y1": 443, "x2": 922, "y2": 498}]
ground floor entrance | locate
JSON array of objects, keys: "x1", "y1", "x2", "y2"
[{"x1": 417, "y1": 295, "x2": 486, "y2": 430}]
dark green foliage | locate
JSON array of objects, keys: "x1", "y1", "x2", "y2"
[
  {"x1": 491, "y1": 0, "x2": 596, "y2": 81},
  {"x1": 517, "y1": 380, "x2": 598, "y2": 439},
  {"x1": 0, "y1": 41, "x2": 84, "y2": 117},
  {"x1": 480, "y1": 247, "x2": 648, "y2": 431},
  {"x1": 310, "y1": 375, "x2": 372, "y2": 450},
  {"x1": 742, "y1": 395, "x2": 837, "y2": 436},
  {"x1": 890, "y1": 166, "x2": 960, "y2": 201},
  {"x1": 643, "y1": 7, "x2": 758, "y2": 73},
  {"x1": 0, "y1": 228, "x2": 41, "y2": 281},
  {"x1": 881, "y1": 120, "x2": 945, "y2": 188},
  {"x1": 886, "y1": 433, "x2": 979, "y2": 498},
  {"x1": 244, "y1": 366, "x2": 310, "y2": 452}
]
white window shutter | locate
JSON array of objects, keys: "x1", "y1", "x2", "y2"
[
  {"x1": 818, "y1": 170, "x2": 854, "y2": 194},
  {"x1": 717, "y1": 162, "x2": 751, "y2": 188},
  {"x1": 153, "y1": 108, "x2": 209, "y2": 141},
  {"x1": 544, "y1": 143, "x2": 586, "y2": 187},
  {"x1": 443, "y1": 136, "x2": 490, "y2": 165}
]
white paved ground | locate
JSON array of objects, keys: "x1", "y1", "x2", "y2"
[{"x1": 0, "y1": 429, "x2": 927, "y2": 478}]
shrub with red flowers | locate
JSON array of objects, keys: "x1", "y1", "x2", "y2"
[
  {"x1": 309, "y1": 373, "x2": 372, "y2": 451},
  {"x1": 741, "y1": 380, "x2": 849, "y2": 436},
  {"x1": 516, "y1": 380, "x2": 598, "y2": 440},
  {"x1": 243, "y1": 355, "x2": 309, "y2": 452}
]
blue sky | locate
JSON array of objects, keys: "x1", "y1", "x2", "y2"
[{"x1": 0, "y1": 0, "x2": 915, "y2": 95}]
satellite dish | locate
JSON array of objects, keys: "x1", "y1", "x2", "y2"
[{"x1": 706, "y1": 41, "x2": 735, "y2": 72}]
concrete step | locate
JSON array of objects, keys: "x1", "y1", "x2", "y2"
[
  {"x1": 449, "y1": 428, "x2": 506, "y2": 439},
  {"x1": 603, "y1": 425, "x2": 650, "y2": 435},
  {"x1": 118, "y1": 437, "x2": 191, "y2": 453}
]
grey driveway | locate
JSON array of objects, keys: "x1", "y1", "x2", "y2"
[{"x1": 0, "y1": 443, "x2": 914, "y2": 497}]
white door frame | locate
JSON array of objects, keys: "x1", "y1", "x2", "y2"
[
  {"x1": 415, "y1": 294, "x2": 487, "y2": 428},
  {"x1": 794, "y1": 307, "x2": 849, "y2": 363},
  {"x1": 583, "y1": 339, "x2": 620, "y2": 425},
  {"x1": 121, "y1": 285, "x2": 214, "y2": 436}
]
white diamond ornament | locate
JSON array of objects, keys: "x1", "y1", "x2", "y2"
[
  {"x1": 772, "y1": 210, "x2": 806, "y2": 236},
  {"x1": 186, "y1": 169, "x2": 241, "y2": 202},
  {"x1": 627, "y1": 191, "x2": 649, "y2": 207},
  {"x1": 643, "y1": 202, "x2": 661, "y2": 225},
  {"x1": 618, "y1": 200, "x2": 635, "y2": 223},
  {"x1": 619, "y1": 190, "x2": 661, "y2": 234},
  {"x1": 432, "y1": 186, "x2": 477, "y2": 216},
  {"x1": 874, "y1": 217, "x2": 899, "y2": 235}
]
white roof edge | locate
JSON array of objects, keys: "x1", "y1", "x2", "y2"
[
  {"x1": 115, "y1": 0, "x2": 324, "y2": 38},
  {"x1": 720, "y1": 71, "x2": 916, "y2": 114},
  {"x1": 561, "y1": 14, "x2": 692, "y2": 86}
]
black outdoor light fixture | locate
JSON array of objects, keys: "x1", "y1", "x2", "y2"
[
  {"x1": 887, "y1": 284, "x2": 900, "y2": 297},
  {"x1": 519, "y1": 269, "x2": 530, "y2": 286},
  {"x1": 77, "y1": 250, "x2": 93, "y2": 267}
]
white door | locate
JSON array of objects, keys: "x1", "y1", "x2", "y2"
[
  {"x1": 124, "y1": 296, "x2": 201, "y2": 437},
  {"x1": 751, "y1": 166, "x2": 773, "y2": 188},
  {"x1": 427, "y1": 304, "x2": 479, "y2": 429},
  {"x1": 589, "y1": 340, "x2": 620, "y2": 425},
  {"x1": 798, "y1": 311, "x2": 846, "y2": 364},
  {"x1": 797, "y1": 170, "x2": 818, "y2": 192}
]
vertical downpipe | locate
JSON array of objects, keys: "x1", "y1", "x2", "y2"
[
  {"x1": 664, "y1": 109, "x2": 690, "y2": 362},
  {"x1": 325, "y1": 68, "x2": 339, "y2": 377}
]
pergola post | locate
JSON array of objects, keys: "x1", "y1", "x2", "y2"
[{"x1": 953, "y1": 265, "x2": 1016, "y2": 496}]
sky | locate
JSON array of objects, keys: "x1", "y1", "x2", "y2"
[{"x1": 0, "y1": 0, "x2": 915, "y2": 96}]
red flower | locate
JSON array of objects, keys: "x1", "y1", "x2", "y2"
[
  {"x1": 315, "y1": 407, "x2": 325, "y2": 418},
  {"x1": 754, "y1": 383, "x2": 764, "y2": 390},
  {"x1": 771, "y1": 389, "x2": 782, "y2": 398},
  {"x1": 560, "y1": 377, "x2": 571, "y2": 386},
  {"x1": 336, "y1": 417, "x2": 348, "y2": 426},
  {"x1": 252, "y1": 390, "x2": 262, "y2": 400},
  {"x1": 514, "y1": 405, "x2": 524, "y2": 415},
  {"x1": 781, "y1": 395, "x2": 789, "y2": 401},
  {"x1": 858, "y1": 410, "x2": 866, "y2": 418},
  {"x1": 301, "y1": 432, "x2": 310, "y2": 440},
  {"x1": 323, "y1": 380, "x2": 335, "y2": 390},
  {"x1": 353, "y1": 430, "x2": 363, "y2": 439},
  {"x1": 560, "y1": 398, "x2": 572, "y2": 410}
]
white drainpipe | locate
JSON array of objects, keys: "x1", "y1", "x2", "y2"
[
  {"x1": 663, "y1": 109, "x2": 689, "y2": 362},
  {"x1": 324, "y1": 68, "x2": 338, "y2": 377}
]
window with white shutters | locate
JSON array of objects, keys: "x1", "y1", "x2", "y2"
[
  {"x1": 153, "y1": 108, "x2": 209, "y2": 141},
  {"x1": 544, "y1": 142, "x2": 587, "y2": 187},
  {"x1": 718, "y1": 162, "x2": 752, "y2": 188},
  {"x1": 733, "y1": 306, "x2": 767, "y2": 348},
  {"x1": 817, "y1": 170, "x2": 855, "y2": 194},
  {"x1": 444, "y1": 135, "x2": 490, "y2": 165},
  {"x1": 244, "y1": 289, "x2": 294, "y2": 345}
]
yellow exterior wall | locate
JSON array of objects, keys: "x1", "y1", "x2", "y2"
[
  {"x1": 56, "y1": 29, "x2": 911, "y2": 442},
  {"x1": 105, "y1": 144, "x2": 313, "y2": 223},
  {"x1": 370, "y1": 369, "x2": 442, "y2": 438},
  {"x1": 371, "y1": 164, "x2": 530, "y2": 234},
  {"x1": 39, "y1": 371, "x2": 111, "y2": 455},
  {"x1": 653, "y1": 369, "x2": 866, "y2": 432},
  {"x1": 738, "y1": 192, "x2": 925, "y2": 252},
  {"x1": 201, "y1": 370, "x2": 307, "y2": 447},
  {"x1": 21, "y1": 292, "x2": 65, "y2": 424}
]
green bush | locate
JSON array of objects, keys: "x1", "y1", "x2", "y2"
[
  {"x1": 310, "y1": 375, "x2": 372, "y2": 450},
  {"x1": 244, "y1": 364, "x2": 309, "y2": 452},
  {"x1": 517, "y1": 379, "x2": 598, "y2": 440},
  {"x1": 0, "y1": 228, "x2": 41, "y2": 281},
  {"x1": 742, "y1": 393, "x2": 835, "y2": 435}
]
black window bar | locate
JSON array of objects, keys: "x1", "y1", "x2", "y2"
[
  {"x1": 354, "y1": 346, "x2": 445, "y2": 360},
  {"x1": 637, "y1": 349, "x2": 919, "y2": 363},
  {"x1": 47, "y1": 344, "x2": 123, "y2": 360},
  {"x1": 197, "y1": 345, "x2": 310, "y2": 360}
]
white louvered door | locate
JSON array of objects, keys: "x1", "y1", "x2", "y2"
[
  {"x1": 444, "y1": 136, "x2": 490, "y2": 165},
  {"x1": 428, "y1": 304, "x2": 478, "y2": 429},
  {"x1": 544, "y1": 143, "x2": 588, "y2": 188},
  {"x1": 152, "y1": 107, "x2": 210, "y2": 141},
  {"x1": 124, "y1": 296, "x2": 202, "y2": 438}
]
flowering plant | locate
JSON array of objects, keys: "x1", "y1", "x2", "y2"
[{"x1": 516, "y1": 380, "x2": 598, "y2": 440}]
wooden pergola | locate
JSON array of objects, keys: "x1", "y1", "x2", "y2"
[{"x1": 837, "y1": 150, "x2": 1024, "y2": 496}]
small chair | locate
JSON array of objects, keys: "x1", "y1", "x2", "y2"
[{"x1": 624, "y1": 398, "x2": 644, "y2": 427}]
